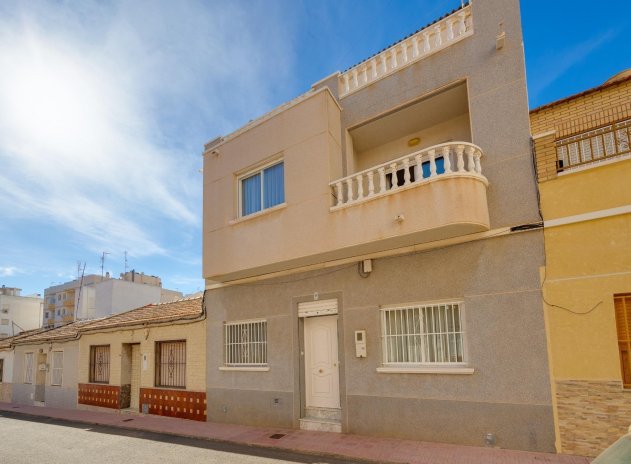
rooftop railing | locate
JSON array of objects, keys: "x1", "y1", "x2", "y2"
[{"x1": 338, "y1": 4, "x2": 473, "y2": 98}]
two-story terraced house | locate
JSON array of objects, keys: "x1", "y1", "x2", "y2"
[{"x1": 203, "y1": 0, "x2": 555, "y2": 452}]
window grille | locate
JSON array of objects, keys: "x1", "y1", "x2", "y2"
[
  {"x1": 224, "y1": 320, "x2": 267, "y2": 366},
  {"x1": 155, "y1": 341, "x2": 186, "y2": 388},
  {"x1": 556, "y1": 118, "x2": 631, "y2": 171},
  {"x1": 51, "y1": 351, "x2": 63, "y2": 386},
  {"x1": 24, "y1": 352, "x2": 34, "y2": 383},
  {"x1": 89, "y1": 345, "x2": 110, "y2": 383},
  {"x1": 381, "y1": 302, "x2": 465, "y2": 365}
]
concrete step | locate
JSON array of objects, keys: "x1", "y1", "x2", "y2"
[
  {"x1": 299, "y1": 417, "x2": 342, "y2": 433},
  {"x1": 304, "y1": 407, "x2": 341, "y2": 421}
]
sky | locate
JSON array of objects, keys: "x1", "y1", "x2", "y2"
[{"x1": 0, "y1": 0, "x2": 629, "y2": 297}]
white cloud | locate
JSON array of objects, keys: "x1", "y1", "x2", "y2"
[
  {"x1": 0, "y1": 0, "x2": 295, "y2": 257},
  {"x1": 0, "y1": 266, "x2": 20, "y2": 277}
]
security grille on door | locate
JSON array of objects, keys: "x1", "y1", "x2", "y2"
[
  {"x1": 155, "y1": 340, "x2": 186, "y2": 388},
  {"x1": 224, "y1": 320, "x2": 267, "y2": 366}
]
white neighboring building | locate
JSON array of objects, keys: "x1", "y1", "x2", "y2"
[
  {"x1": 0, "y1": 286, "x2": 43, "y2": 338},
  {"x1": 43, "y1": 271, "x2": 182, "y2": 327}
]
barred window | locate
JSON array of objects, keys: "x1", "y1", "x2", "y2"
[
  {"x1": 381, "y1": 302, "x2": 465, "y2": 365},
  {"x1": 155, "y1": 341, "x2": 186, "y2": 388},
  {"x1": 51, "y1": 351, "x2": 63, "y2": 386},
  {"x1": 89, "y1": 345, "x2": 110, "y2": 383},
  {"x1": 24, "y1": 352, "x2": 34, "y2": 383},
  {"x1": 224, "y1": 320, "x2": 267, "y2": 366}
]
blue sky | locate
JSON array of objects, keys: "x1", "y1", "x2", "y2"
[{"x1": 0, "y1": 0, "x2": 629, "y2": 297}]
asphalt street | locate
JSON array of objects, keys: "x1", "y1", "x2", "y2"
[{"x1": 0, "y1": 411, "x2": 366, "y2": 464}]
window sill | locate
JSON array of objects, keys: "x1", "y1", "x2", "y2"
[
  {"x1": 377, "y1": 366, "x2": 474, "y2": 375},
  {"x1": 219, "y1": 366, "x2": 270, "y2": 372},
  {"x1": 229, "y1": 203, "x2": 287, "y2": 225}
]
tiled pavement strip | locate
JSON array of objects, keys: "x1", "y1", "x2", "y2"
[{"x1": 0, "y1": 403, "x2": 591, "y2": 464}]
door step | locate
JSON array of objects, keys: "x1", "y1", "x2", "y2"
[
  {"x1": 300, "y1": 407, "x2": 342, "y2": 433},
  {"x1": 33, "y1": 401, "x2": 46, "y2": 407},
  {"x1": 304, "y1": 407, "x2": 341, "y2": 421}
]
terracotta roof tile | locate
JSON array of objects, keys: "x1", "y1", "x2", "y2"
[
  {"x1": 11, "y1": 320, "x2": 96, "y2": 345},
  {"x1": 0, "y1": 328, "x2": 49, "y2": 349},
  {"x1": 79, "y1": 296, "x2": 203, "y2": 332}
]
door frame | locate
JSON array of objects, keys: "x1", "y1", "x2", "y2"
[{"x1": 294, "y1": 294, "x2": 346, "y2": 427}]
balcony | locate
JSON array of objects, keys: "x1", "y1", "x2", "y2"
[
  {"x1": 330, "y1": 142, "x2": 487, "y2": 210},
  {"x1": 338, "y1": 3, "x2": 472, "y2": 98}
]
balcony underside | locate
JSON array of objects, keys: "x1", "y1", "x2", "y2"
[{"x1": 206, "y1": 176, "x2": 490, "y2": 283}]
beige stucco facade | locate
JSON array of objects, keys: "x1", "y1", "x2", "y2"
[
  {"x1": 78, "y1": 320, "x2": 206, "y2": 393},
  {"x1": 203, "y1": 0, "x2": 556, "y2": 453}
]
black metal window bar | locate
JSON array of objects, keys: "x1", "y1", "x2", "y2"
[
  {"x1": 89, "y1": 345, "x2": 110, "y2": 383},
  {"x1": 155, "y1": 340, "x2": 186, "y2": 388},
  {"x1": 556, "y1": 118, "x2": 631, "y2": 171}
]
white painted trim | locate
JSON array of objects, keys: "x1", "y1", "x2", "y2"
[
  {"x1": 544, "y1": 205, "x2": 631, "y2": 228},
  {"x1": 229, "y1": 203, "x2": 287, "y2": 225},
  {"x1": 532, "y1": 130, "x2": 556, "y2": 140},
  {"x1": 203, "y1": 87, "x2": 341, "y2": 153},
  {"x1": 376, "y1": 366, "x2": 474, "y2": 375},
  {"x1": 218, "y1": 366, "x2": 269, "y2": 372}
]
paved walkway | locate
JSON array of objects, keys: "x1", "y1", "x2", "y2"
[{"x1": 0, "y1": 402, "x2": 591, "y2": 464}]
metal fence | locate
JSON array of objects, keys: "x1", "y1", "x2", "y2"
[{"x1": 556, "y1": 118, "x2": 631, "y2": 171}]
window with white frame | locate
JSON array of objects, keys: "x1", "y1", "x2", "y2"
[
  {"x1": 24, "y1": 352, "x2": 34, "y2": 383},
  {"x1": 51, "y1": 351, "x2": 63, "y2": 386},
  {"x1": 224, "y1": 320, "x2": 267, "y2": 366},
  {"x1": 239, "y1": 161, "x2": 284, "y2": 217},
  {"x1": 381, "y1": 302, "x2": 466, "y2": 365}
]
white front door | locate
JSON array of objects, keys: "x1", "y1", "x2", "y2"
[{"x1": 304, "y1": 315, "x2": 340, "y2": 409}]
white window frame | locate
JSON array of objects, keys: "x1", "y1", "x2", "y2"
[
  {"x1": 51, "y1": 350, "x2": 63, "y2": 386},
  {"x1": 377, "y1": 301, "x2": 474, "y2": 374},
  {"x1": 24, "y1": 352, "x2": 34, "y2": 384},
  {"x1": 220, "y1": 319, "x2": 269, "y2": 371},
  {"x1": 237, "y1": 159, "x2": 285, "y2": 219}
]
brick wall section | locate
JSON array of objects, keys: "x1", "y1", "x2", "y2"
[
  {"x1": 530, "y1": 77, "x2": 631, "y2": 183},
  {"x1": 139, "y1": 387, "x2": 206, "y2": 421},
  {"x1": 556, "y1": 380, "x2": 631, "y2": 457},
  {"x1": 533, "y1": 133, "x2": 557, "y2": 182}
]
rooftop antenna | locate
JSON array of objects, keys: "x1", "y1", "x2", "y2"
[
  {"x1": 124, "y1": 250, "x2": 128, "y2": 274},
  {"x1": 76, "y1": 262, "x2": 86, "y2": 320},
  {"x1": 100, "y1": 252, "x2": 110, "y2": 281}
]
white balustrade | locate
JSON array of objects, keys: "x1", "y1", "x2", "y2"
[
  {"x1": 329, "y1": 142, "x2": 486, "y2": 210},
  {"x1": 338, "y1": 4, "x2": 472, "y2": 97}
]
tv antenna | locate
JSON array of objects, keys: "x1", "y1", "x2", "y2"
[
  {"x1": 100, "y1": 252, "x2": 110, "y2": 280},
  {"x1": 124, "y1": 250, "x2": 128, "y2": 274}
]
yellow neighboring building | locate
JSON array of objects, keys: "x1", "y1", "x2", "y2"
[
  {"x1": 77, "y1": 296, "x2": 206, "y2": 421},
  {"x1": 531, "y1": 70, "x2": 631, "y2": 457}
]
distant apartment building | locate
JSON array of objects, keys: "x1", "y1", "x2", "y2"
[
  {"x1": 202, "y1": 0, "x2": 555, "y2": 452},
  {"x1": 0, "y1": 286, "x2": 42, "y2": 338},
  {"x1": 43, "y1": 271, "x2": 182, "y2": 327},
  {"x1": 531, "y1": 69, "x2": 631, "y2": 457}
]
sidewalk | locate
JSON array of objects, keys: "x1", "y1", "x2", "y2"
[{"x1": 0, "y1": 402, "x2": 591, "y2": 464}]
